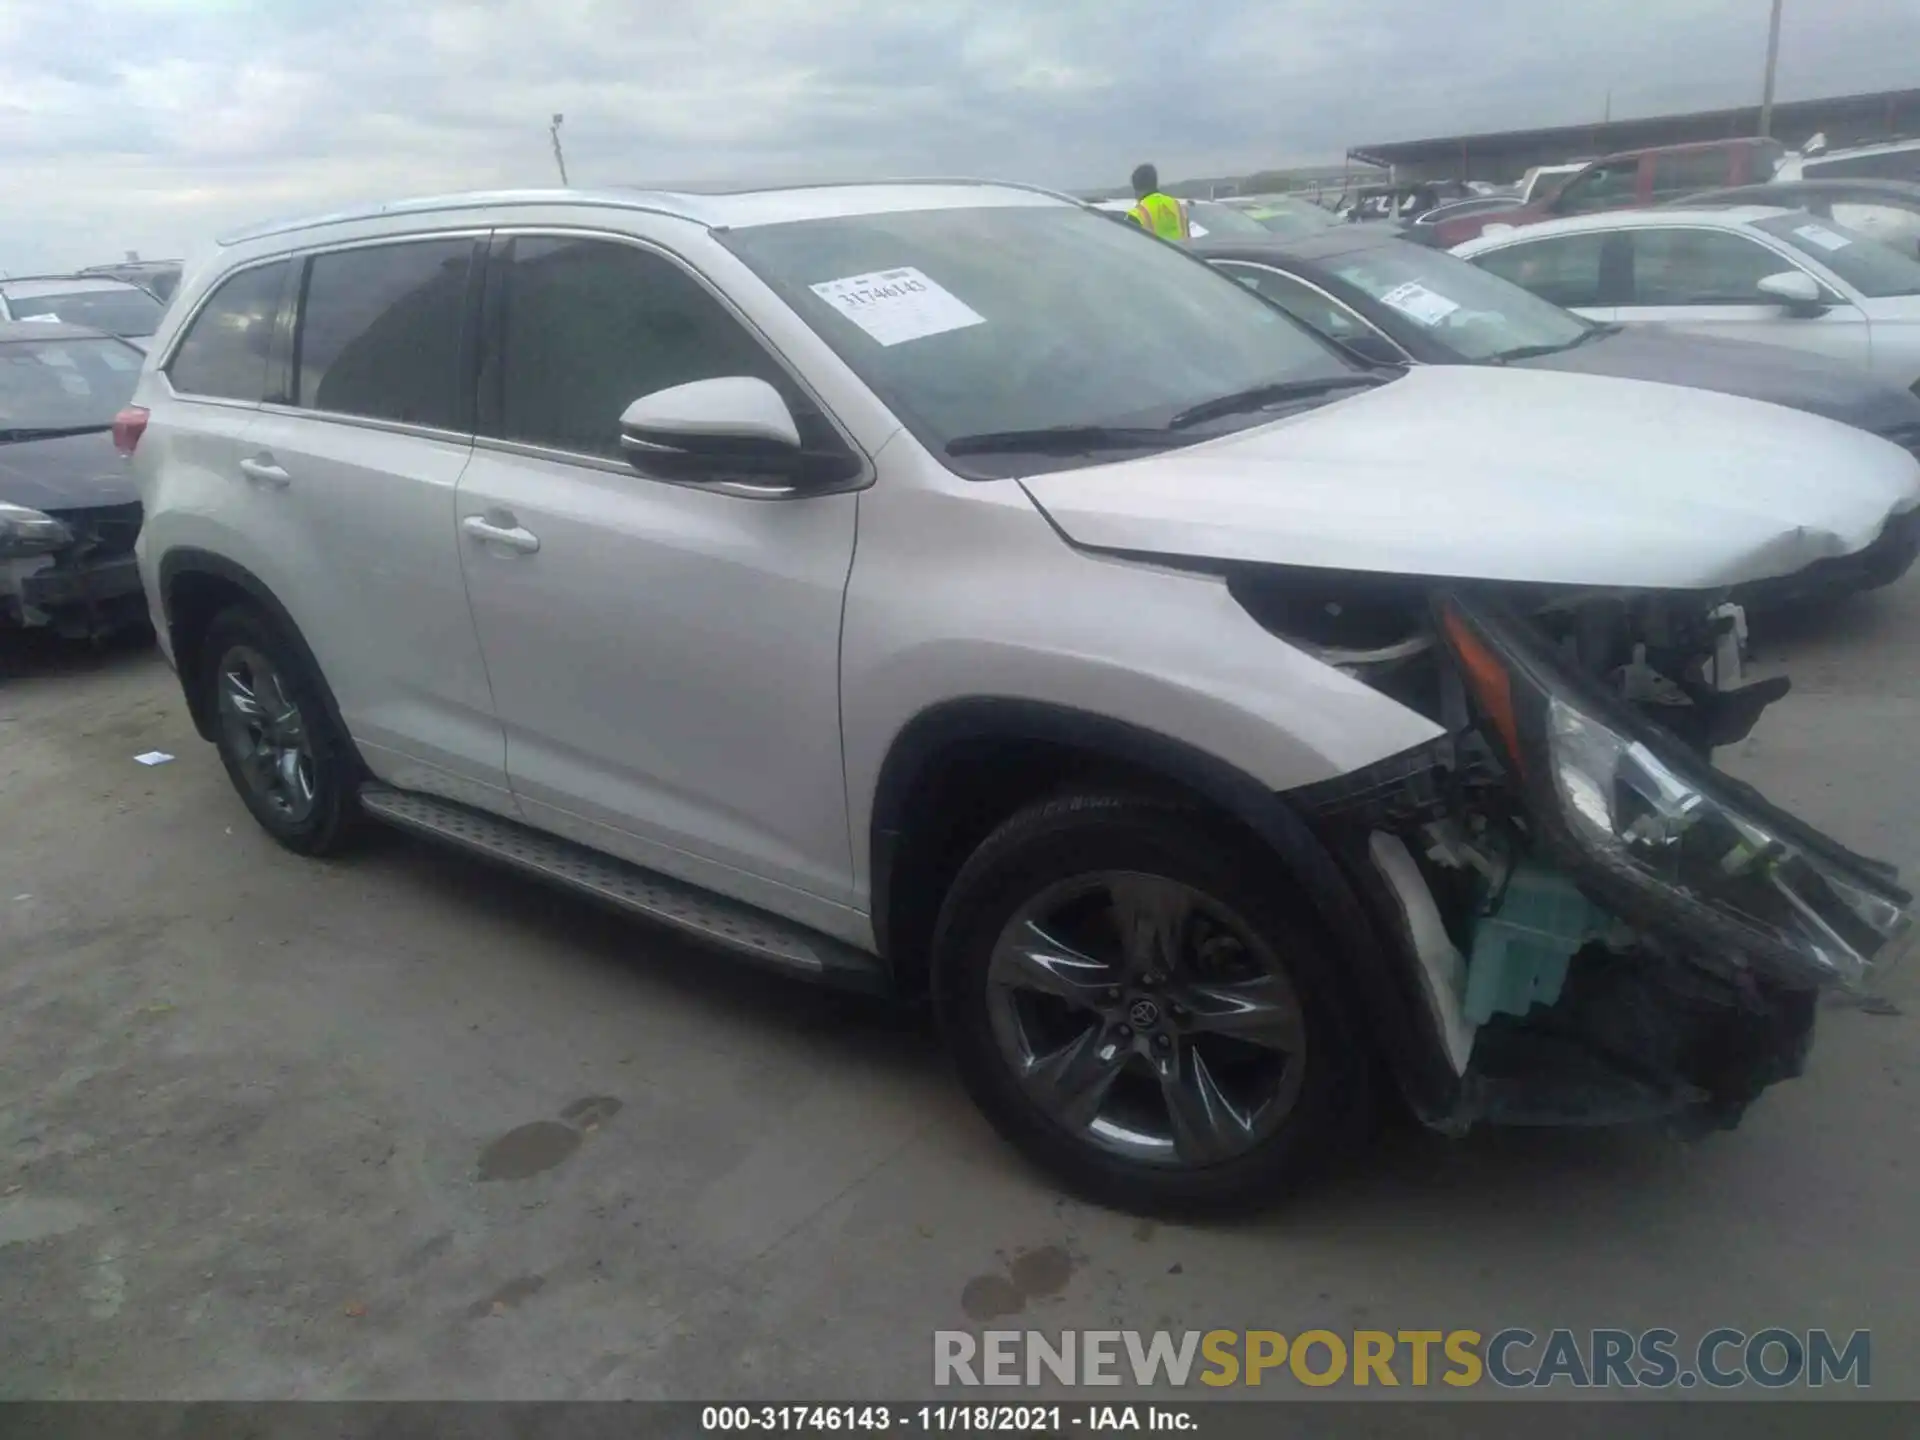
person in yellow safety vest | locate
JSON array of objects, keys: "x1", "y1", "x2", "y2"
[{"x1": 1126, "y1": 163, "x2": 1191, "y2": 241}]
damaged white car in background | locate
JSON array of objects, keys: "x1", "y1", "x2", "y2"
[{"x1": 132, "y1": 183, "x2": 1918, "y2": 1215}]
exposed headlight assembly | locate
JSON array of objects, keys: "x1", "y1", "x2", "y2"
[
  {"x1": 1437, "y1": 592, "x2": 1913, "y2": 989},
  {"x1": 0, "y1": 501, "x2": 73, "y2": 559}
]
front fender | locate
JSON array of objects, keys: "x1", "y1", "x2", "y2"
[{"x1": 840, "y1": 465, "x2": 1444, "y2": 891}]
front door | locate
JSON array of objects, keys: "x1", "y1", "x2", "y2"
[
  {"x1": 453, "y1": 233, "x2": 863, "y2": 935},
  {"x1": 1613, "y1": 225, "x2": 1872, "y2": 367}
]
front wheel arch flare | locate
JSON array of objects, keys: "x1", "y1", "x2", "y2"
[{"x1": 866, "y1": 698, "x2": 1460, "y2": 1117}]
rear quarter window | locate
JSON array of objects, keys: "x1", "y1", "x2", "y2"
[{"x1": 167, "y1": 261, "x2": 290, "y2": 402}]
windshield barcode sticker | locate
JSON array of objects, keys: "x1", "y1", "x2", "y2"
[
  {"x1": 809, "y1": 267, "x2": 986, "y2": 347},
  {"x1": 1793, "y1": 223, "x2": 1852, "y2": 252},
  {"x1": 1378, "y1": 280, "x2": 1460, "y2": 326}
]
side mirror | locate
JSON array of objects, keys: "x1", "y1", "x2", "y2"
[
  {"x1": 1757, "y1": 270, "x2": 1827, "y2": 313},
  {"x1": 620, "y1": 376, "x2": 855, "y2": 494},
  {"x1": 621, "y1": 376, "x2": 800, "y2": 454}
]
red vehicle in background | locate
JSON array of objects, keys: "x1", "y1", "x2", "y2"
[{"x1": 1431, "y1": 136, "x2": 1788, "y2": 246}]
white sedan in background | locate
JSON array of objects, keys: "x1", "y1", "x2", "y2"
[{"x1": 1453, "y1": 207, "x2": 1920, "y2": 391}]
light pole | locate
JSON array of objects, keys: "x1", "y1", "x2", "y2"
[
  {"x1": 1758, "y1": 0, "x2": 1784, "y2": 137},
  {"x1": 549, "y1": 113, "x2": 570, "y2": 186}
]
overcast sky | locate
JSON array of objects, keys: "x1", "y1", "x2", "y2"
[{"x1": 2, "y1": 0, "x2": 1916, "y2": 272}]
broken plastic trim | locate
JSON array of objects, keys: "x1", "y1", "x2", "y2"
[{"x1": 1435, "y1": 591, "x2": 1913, "y2": 991}]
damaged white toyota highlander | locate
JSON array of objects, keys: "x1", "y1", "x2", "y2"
[{"x1": 127, "y1": 183, "x2": 1919, "y2": 1214}]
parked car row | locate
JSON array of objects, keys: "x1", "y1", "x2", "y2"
[
  {"x1": 1195, "y1": 228, "x2": 1920, "y2": 594},
  {"x1": 96, "y1": 180, "x2": 1916, "y2": 1214},
  {"x1": 1426, "y1": 135, "x2": 1920, "y2": 247},
  {"x1": 1453, "y1": 206, "x2": 1920, "y2": 392},
  {"x1": 1095, "y1": 184, "x2": 1920, "y2": 601}
]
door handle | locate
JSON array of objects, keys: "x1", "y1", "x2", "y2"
[
  {"x1": 239, "y1": 456, "x2": 291, "y2": 488},
  {"x1": 462, "y1": 514, "x2": 541, "y2": 554}
]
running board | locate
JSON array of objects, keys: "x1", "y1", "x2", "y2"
[{"x1": 358, "y1": 785, "x2": 890, "y2": 994}]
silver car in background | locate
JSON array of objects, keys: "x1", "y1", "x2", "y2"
[{"x1": 1455, "y1": 207, "x2": 1920, "y2": 391}]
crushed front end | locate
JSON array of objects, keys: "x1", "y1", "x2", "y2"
[
  {"x1": 0, "y1": 500, "x2": 147, "y2": 639},
  {"x1": 1251, "y1": 572, "x2": 1915, "y2": 1134}
]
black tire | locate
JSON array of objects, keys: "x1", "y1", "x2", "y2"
[
  {"x1": 931, "y1": 792, "x2": 1374, "y2": 1217},
  {"x1": 200, "y1": 603, "x2": 361, "y2": 856}
]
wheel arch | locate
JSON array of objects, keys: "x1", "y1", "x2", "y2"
[
  {"x1": 157, "y1": 547, "x2": 352, "y2": 751},
  {"x1": 867, "y1": 697, "x2": 1459, "y2": 1117}
]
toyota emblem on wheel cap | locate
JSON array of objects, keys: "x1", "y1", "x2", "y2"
[{"x1": 1128, "y1": 998, "x2": 1161, "y2": 1029}]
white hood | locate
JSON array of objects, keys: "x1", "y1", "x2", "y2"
[{"x1": 1020, "y1": 366, "x2": 1920, "y2": 590}]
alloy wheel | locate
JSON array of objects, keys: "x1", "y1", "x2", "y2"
[
  {"x1": 215, "y1": 644, "x2": 317, "y2": 824},
  {"x1": 984, "y1": 870, "x2": 1308, "y2": 1168}
]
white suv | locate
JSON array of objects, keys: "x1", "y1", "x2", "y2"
[{"x1": 125, "y1": 183, "x2": 1917, "y2": 1213}]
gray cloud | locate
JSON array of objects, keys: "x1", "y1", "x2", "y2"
[{"x1": 1, "y1": 0, "x2": 1914, "y2": 270}]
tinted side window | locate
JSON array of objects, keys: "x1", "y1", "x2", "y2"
[
  {"x1": 487, "y1": 236, "x2": 836, "y2": 461},
  {"x1": 1552, "y1": 164, "x2": 1635, "y2": 215},
  {"x1": 295, "y1": 239, "x2": 473, "y2": 429},
  {"x1": 167, "y1": 260, "x2": 289, "y2": 402},
  {"x1": 1651, "y1": 150, "x2": 1734, "y2": 200},
  {"x1": 1474, "y1": 234, "x2": 1609, "y2": 308},
  {"x1": 1626, "y1": 228, "x2": 1791, "y2": 305}
]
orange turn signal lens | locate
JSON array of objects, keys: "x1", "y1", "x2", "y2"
[{"x1": 1440, "y1": 608, "x2": 1524, "y2": 775}]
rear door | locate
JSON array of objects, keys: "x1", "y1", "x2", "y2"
[
  {"x1": 240, "y1": 233, "x2": 512, "y2": 811},
  {"x1": 1613, "y1": 223, "x2": 1872, "y2": 365}
]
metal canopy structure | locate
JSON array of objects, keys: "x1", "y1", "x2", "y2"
[{"x1": 1349, "y1": 88, "x2": 1920, "y2": 182}]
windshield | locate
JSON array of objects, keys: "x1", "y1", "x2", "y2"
[
  {"x1": 1753, "y1": 212, "x2": 1920, "y2": 298},
  {"x1": 1185, "y1": 201, "x2": 1274, "y2": 238},
  {"x1": 720, "y1": 202, "x2": 1360, "y2": 475},
  {"x1": 4, "y1": 286, "x2": 165, "y2": 337},
  {"x1": 0, "y1": 336, "x2": 142, "y2": 432},
  {"x1": 1321, "y1": 242, "x2": 1591, "y2": 361}
]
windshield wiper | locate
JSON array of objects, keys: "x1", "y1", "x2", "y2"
[
  {"x1": 0, "y1": 424, "x2": 114, "y2": 444},
  {"x1": 1490, "y1": 324, "x2": 1619, "y2": 364},
  {"x1": 1167, "y1": 374, "x2": 1385, "y2": 430},
  {"x1": 944, "y1": 424, "x2": 1185, "y2": 457}
]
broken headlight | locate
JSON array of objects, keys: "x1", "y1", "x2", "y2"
[{"x1": 1438, "y1": 593, "x2": 1913, "y2": 989}]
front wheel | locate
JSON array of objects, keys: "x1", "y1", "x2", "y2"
[
  {"x1": 201, "y1": 603, "x2": 361, "y2": 855},
  {"x1": 932, "y1": 793, "x2": 1373, "y2": 1216}
]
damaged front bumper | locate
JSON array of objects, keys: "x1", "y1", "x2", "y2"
[
  {"x1": 1292, "y1": 589, "x2": 1914, "y2": 1135},
  {"x1": 0, "y1": 503, "x2": 148, "y2": 639}
]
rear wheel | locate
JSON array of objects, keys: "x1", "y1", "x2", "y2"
[
  {"x1": 932, "y1": 793, "x2": 1372, "y2": 1216},
  {"x1": 201, "y1": 604, "x2": 360, "y2": 855}
]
